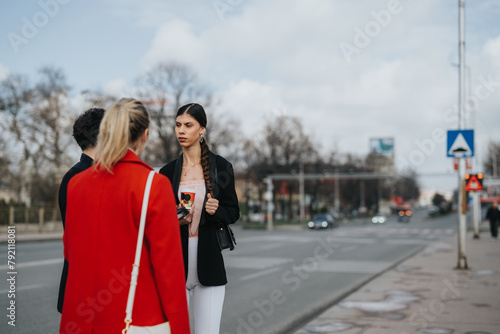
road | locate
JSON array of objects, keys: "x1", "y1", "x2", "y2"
[{"x1": 0, "y1": 209, "x2": 460, "y2": 334}]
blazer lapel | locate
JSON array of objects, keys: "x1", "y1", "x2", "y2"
[{"x1": 172, "y1": 154, "x2": 183, "y2": 204}]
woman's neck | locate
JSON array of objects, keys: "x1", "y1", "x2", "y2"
[{"x1": 183, "y1": 145, "x2": 201, "y2": 165}]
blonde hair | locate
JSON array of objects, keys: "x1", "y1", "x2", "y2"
[{"x1": 94, "y1": 98, "x2": 149, "y2": 173}]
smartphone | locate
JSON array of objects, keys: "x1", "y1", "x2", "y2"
[{"x1": 177, "y1": 205, "x2": 190, "y2": 221}]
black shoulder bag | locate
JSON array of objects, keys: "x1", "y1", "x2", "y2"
[{"x1": 213, "y1": 159, "x2": 237, "y2": 251}]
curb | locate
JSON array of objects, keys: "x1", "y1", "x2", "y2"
[
  {"x1": 0, "y1": 232, "x2": 63, "y2": 244},
  {"x1": 266, "y1": 242, "x2": 431, "y2": 334}
]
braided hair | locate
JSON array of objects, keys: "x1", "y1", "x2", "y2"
[{"x1": 177, "y1": 103, "x2": 213, "y2": 195}]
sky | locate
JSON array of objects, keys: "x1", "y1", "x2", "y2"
[{"x1": 1, "y1": 0, "x2": 500, "y2": 193}]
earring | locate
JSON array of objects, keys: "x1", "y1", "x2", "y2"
[{"x1": 200, "y1": 137, "x2": 204, "y2": 143}]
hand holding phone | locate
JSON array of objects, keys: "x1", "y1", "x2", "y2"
[{"x1": 177, "y1": 203, "x2": 194, "y2": 226}]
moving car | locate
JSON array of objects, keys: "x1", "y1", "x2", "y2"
[
  {"x1": 398, "y1": 209, "x2": 412, "y2": 223},
  {"x1": 308, "y1": 214, "x2": 338, "y2": 230}
]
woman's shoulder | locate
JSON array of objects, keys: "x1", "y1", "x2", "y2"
[
  {"x1": 159, "y1": 157, "x2": 181, "y2": 177},
  {"x1": 212, "y1": 152, "x2": 234, "y2": 171},
  {"x1": 211, "y1": 152, "x2": 231, "y2": 165}
]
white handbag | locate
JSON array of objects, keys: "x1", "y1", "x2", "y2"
[{"x1": 122, "y1": 171, "x2": 171, "y2": 334}]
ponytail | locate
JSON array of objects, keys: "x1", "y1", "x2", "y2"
[{"x1": 95, "y1": 98, "x2": 149, "y2": 173}]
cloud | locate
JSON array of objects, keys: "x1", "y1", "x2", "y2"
[
  {"x1": 141, "y1": 19, "x2": 205, "y2": 73},
  {"x1": 216, "y1": 79, "x2": 284, "y2": 133},
  {"x1": 482, "y1": 35, "x2": 500, "y2": 69},
  {"x1": 104, "y1": 78, "x2": 131, "y2": 97},
  {"x1": 137, "y1": 0, "x2": 500, "y2": 190},
  {"x1": 0, "y1": 64, "x2": 10, "y2": 80}
]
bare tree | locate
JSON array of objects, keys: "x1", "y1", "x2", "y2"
[
  {"x1": 32, "y1": 66, "x2": 73, "y2": 172},
  {"x1": 242, "y1": 115, "x2": 320, "y2": 220},
  {"x1": 136, "y1": 62, "x2": 213, "y2": 164},
  {"x1": 0, "y1": 73, "x2": 33, "y2": 158},
  {"x1": 0, "y1": 66, "x2": 75, "y2": 206},
  {"x1": 0, "y1": 137, "x2": 14, "y2": 194},
  {"x1": 80, "y1": 89, "x2": 117, "y2": 109},
  {"x1": 204, "y1": 107, "x2": 241, "y2": 163},
  {"x1": 245, "y1": 115, "x2": 318, "y2": 170},
  {"x1": 0, "y1": 73, "x2": 35, "y2": 203},
  {"x1": 484, "y1": 140, "x2": 500, "y2": 177}
]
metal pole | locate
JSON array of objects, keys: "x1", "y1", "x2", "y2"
[
  {"x1": 334, "y1": 169, "x2": 340, "y2": 215},
  {"x1": 360, "y1": 180, "x2": 365, "y2": 214},
  {"x1": 9, "y1": 206, "x2": 14, "y2": 226},
  {"x1": 266, "y1": 178, "x2": 274, "y2": 230},
  {"x1": 299, "y1": 162, "x2": 305, "y2": 222},
  {"x1": 377, "y1": 179, "x2": 382, "y2": 213},
  {"x1": 456, "y1": 0, "x2": 468, "y2": 269},
  {"x1": 468, "y1": 66, "x2": 481, "y2": 239},
  {"x1": 39, "y1": 207, "x2": 45, "y2": 233}
]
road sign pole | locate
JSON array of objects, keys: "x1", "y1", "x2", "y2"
[
  {"x1": 472, "y1": 192, "x2": 480, "y2": 239},
  {"x1": 457, "y1": 174, "x2": 468, "y2": 269},
  {"x1": 456, "y1": 0, "x2": 468, "y2": 270}
]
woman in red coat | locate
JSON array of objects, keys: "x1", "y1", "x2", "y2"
[{"x1": 60, "y1": 98, "x2": 190, "y2": 334}]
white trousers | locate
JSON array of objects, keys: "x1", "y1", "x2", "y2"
[{"x1": 186, "y1": 238, "x2": 226, "y2": 334}]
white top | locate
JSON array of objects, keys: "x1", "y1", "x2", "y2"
[{"x1": 179, "y1": 180, "x2": 206, "y2": 238}]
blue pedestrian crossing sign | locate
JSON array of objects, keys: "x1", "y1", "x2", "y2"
[{"x1": 447, "y1": 130, "x2": 474, "y2": 158}]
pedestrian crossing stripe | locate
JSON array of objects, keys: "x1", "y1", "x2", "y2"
[
  {"x1": 335, "y1": 228, "x2": 455, "y2": 235},
  {"x1": 447, "y1": 130, "x2": 474, "y2": 157}
]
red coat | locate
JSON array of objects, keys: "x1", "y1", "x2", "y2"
[{"x1": 60, "y1": 150, "x2": 190, "y2": 334}]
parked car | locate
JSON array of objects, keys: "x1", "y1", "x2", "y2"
[
  {"x1": 308, "y1": 214, "x2": 338, "y2": 230},
  {"x1": 427, "y1": 205, "x2": 440, "y2": 217},
  {"x1": 372, "y1": 214, "x2": 386, "y2": 224}
]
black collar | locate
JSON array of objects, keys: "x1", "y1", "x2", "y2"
[{"x1": 80, "y1": 153, "x2": 94, "y2": 167}]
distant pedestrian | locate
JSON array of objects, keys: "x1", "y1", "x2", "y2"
[
  {"x1": 57, "y1": 107, "x2": 105, "y2": 313},
  {"x1": 159, "y1": 103, "x2": 240, "y2": 334},
  {"x1": 60, "y1": 98, "x2": 190, "y2": 333},
  {"x1": 485, "y1": 201, "x2": 500, "y2": 240}
]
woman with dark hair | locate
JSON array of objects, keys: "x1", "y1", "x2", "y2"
[{"x1": 159, "y1": 103, "x2": 240, "y2": 334}]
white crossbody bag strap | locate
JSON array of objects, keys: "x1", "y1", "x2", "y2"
[{"x1": 123, "y1": 170, "x2": 155, "y2": 333}]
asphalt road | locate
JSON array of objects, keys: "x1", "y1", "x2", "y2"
[{"x1": 0, "y1": 209, "x2": 460, "y2": 334}]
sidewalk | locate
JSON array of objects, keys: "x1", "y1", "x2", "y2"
[{"x1": 294, "y1": 231, "x2": 500, "y2": 334}]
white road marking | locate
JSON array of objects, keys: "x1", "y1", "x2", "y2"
[
  {"x1": 0, "y1": 284, "x2": 44, "y2": 294},
  {"x1": 326, "y1": 238, "x2": 376, "y2": 244},
  {"x1": 237, "y1": 235, "x2": 314, "y2": 243},
  {"x1": 239, "y1": 267, "x2": 282, "y2": 281},
  {"x1": 225, "y1": 256, "x2": 293, "y2": 269},
  {"x1": 315, "y1": 260, "x2": 393, "y2": 273},
  {"x1": 385, "y1": 239, "x2": 430, "y2": 245},
  {"x1": 0, "y1": 258, "x2": 63, "y2": 270}
]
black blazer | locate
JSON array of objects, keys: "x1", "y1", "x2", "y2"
[
  {"x1": 159, "y1": 152, "x2": 240, "y2": 286},
  {"x1": 57, "y1": 153, "x2": 93, "y2": 313}
]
